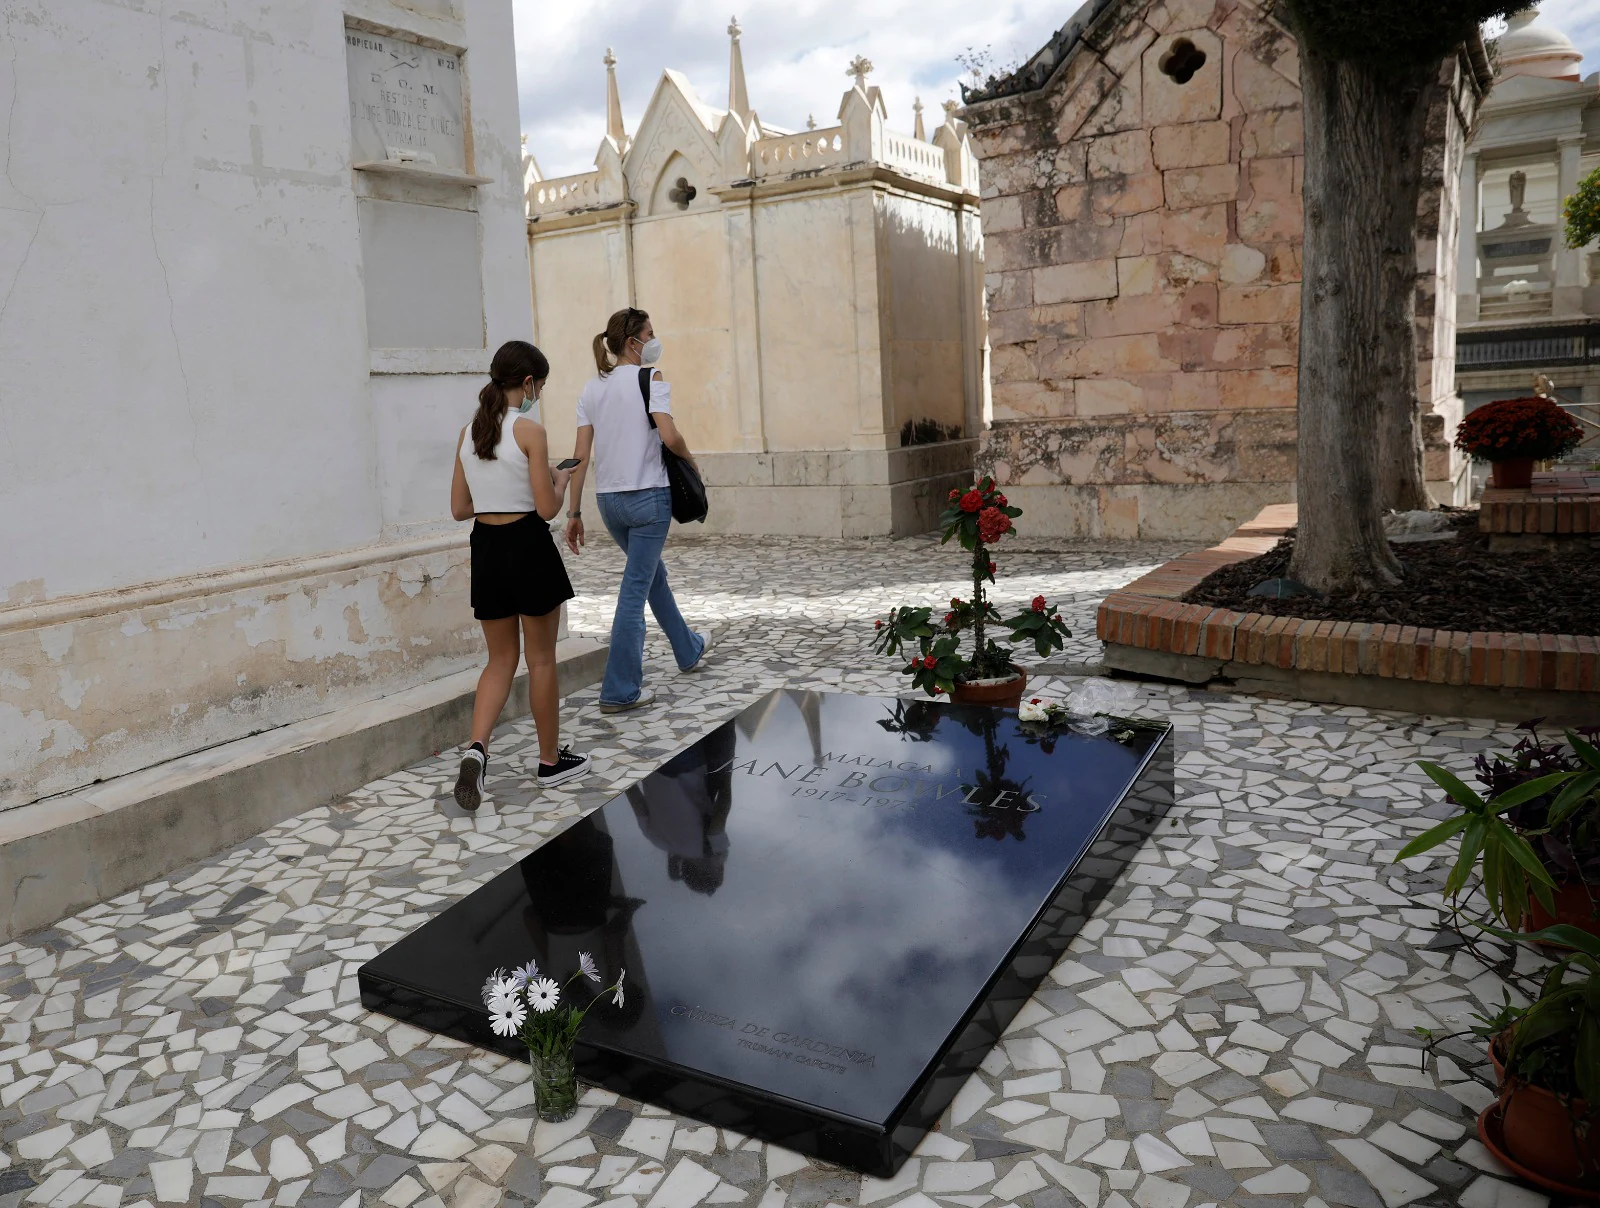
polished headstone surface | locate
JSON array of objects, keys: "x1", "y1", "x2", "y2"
[{"x1": 361, "y1": 689, "x2": 1171, "y2": 1174}]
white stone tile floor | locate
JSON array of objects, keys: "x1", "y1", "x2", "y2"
[{"x1": 0, "y1": 535, "x2": 1558, "y2": 1208}]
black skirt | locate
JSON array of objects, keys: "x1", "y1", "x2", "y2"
[{"x1": 469, "y1": 513, "x2": 575, "y2": 620}]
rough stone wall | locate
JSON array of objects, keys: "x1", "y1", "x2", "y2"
[{"x1": 965, "y1": 0, "x2": 1303, "y2": 540}]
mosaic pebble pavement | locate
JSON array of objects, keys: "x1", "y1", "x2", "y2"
[{"x1": 0, "y1": 534, "x2": 1564, "y2": 1208}]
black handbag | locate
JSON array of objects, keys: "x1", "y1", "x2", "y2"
[{"x1": 638, "y1": 367, "x2": 709, "y2": 524}]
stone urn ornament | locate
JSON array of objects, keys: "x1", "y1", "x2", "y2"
[{"x1": 873, "y1": 478, "x2": 1072, "y2": 708}]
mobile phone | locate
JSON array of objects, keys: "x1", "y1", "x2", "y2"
[{"x1": 555, "y1": 458, "x2": 581, "y2": 470}]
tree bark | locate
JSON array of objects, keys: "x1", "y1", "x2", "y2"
[
  {"x1": 1289, "y1": 47, "x2": 1441, "y2": 591},
  {"x1": 1376, "y1": 72, "x2": 1447, "y2": 514}
]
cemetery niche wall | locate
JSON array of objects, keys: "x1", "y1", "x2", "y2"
[
  {"x1": 1, "y1": 0, "x2": 531, "y2": 816},
  {"x1": 360, "y1": 689, "x2": 1174, "y2": 1175}
]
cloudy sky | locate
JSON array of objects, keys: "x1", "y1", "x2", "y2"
[{"x1": 513, "y1": 1, "x2": 1600, "y2": 180}]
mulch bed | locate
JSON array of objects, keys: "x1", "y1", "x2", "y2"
[{"x1": 1183, "y1": 510, "x2": 1600, "y2": 636}]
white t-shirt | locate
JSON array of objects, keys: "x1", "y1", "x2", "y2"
[{"x1": 574, "y1": 367, "x2": 672, "y2": 494}]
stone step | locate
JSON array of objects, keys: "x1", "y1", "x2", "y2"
[{"x1": 0, "y1": 636, "x2": 607, "y2": 942}]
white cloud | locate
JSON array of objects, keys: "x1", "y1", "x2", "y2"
[{"x1": 514, "y1": 1, "x2": 1600, "y2": 181}]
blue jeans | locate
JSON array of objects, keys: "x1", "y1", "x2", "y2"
[{"x1": 596, "y1": 487, "x2": 705, "y2": 705}]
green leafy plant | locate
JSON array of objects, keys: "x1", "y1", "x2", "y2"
[
  {"x1": 1394, "y1": 762, "x2": 1573, "y2": 930},
  {"x1": 1474, "y1": 921, "x2": 1600, "y2": 1109},
  {"x1": 1565, "y1": 164, "x2": 1600, "y2": 252},
  {"x1": 872, "y1": 478, "x2": 1072, "y2": 695},
  {"x1": 1396, "y1": 728, "x2": 1600, "y2": 933}
]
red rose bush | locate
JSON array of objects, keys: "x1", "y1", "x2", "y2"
[{"x1": 874, "y1": 477, "x2": 1073, "y2": 697}]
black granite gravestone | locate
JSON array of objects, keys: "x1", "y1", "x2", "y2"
[{"x1": 360, "y1": 689, "x2": 1172, "y2": 1175}]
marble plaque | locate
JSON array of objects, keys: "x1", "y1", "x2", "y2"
[
  {"x1": 360, "y1": 690, "x2": 1172, "y2": 1175},
  {"x1": 345, "y1": 28, "x2": 465, "y2": 170}
]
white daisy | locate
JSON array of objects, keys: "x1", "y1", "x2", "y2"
[
  {"x1": 480, "y1": 967, "x2": 508, "y2": 1008},
  {"x1": 488, "y1": 995, "x2": 526, "y2": 1037},
  {"x1": 578, "y1": 952, "x2": 601, "y2": 984},
  {"x1": 510, "y1": 959, "x2": 541, "y2": 990},
  {"x1": 527, "y1": 977, "x2": 561, "y2": 1013},
  {"x1": 613, "y1": 967, "x2": 626, "y2": 1008}
]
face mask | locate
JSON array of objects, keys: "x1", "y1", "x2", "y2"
[
  {"x1": 518, "y1": 389, "x2": 538, "y2": 414},
  {"x1": 638, "y1": 337, "x2": 663, "y2": 366}
]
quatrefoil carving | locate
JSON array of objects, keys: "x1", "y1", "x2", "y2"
[{"x1": 668, "y1": 177, "x2": 697, "y2": 210}]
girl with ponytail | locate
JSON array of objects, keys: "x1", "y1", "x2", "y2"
[{"x1": 448, "y1": 340, "x2": 589, "y2": 809}]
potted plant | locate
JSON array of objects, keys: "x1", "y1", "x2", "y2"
[
  {"x1": 481, "y1": 954, "x2": 625, "y2": 1122},
  {"x1": 1453, "y1": 396, "x2": 1584, "y2": 488},
  {"x1": 1462, "y1": 922, "x2": 1600, "y2": 1195},
  {"x1": 873, "y1": 477, "x2": 1072, "y2": 707},
  {"x1": 1394, "y1": 726, "x2": 1600, "y2": 938}
]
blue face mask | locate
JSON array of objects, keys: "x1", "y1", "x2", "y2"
[{"x1": 518, "y1": 388, "x2": 539, "y2": 414}]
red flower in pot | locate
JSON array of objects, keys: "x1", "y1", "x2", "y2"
[{"x1": 1454, "y1": 396, "x2": 1584, "y2": 489}]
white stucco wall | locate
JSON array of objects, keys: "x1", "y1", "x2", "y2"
[{"x1": 0, "y1": 0, "x2": 534, "y2": 808}]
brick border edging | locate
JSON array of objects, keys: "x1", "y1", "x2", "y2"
[
  {"x1": 1479, "y1": 486, "x2": 1600, "y2": 536},
  {"x1": 1096, "y1": 505, "x2": 1600, "y2": 693}
]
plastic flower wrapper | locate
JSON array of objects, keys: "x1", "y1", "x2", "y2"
[
  {"x1": 1067, "y1": 678, "x2": 1141, "y2": 717},
  {"x1": 1068, "y1": 714, "x2": 1111, "y2": 736}
]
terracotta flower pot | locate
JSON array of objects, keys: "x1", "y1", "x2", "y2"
[
  {"x1": 1490, "y1": 457, "x2": 1535, "y2": 489},
  {"x1": 951, "y1": 667, "x2": 1027, "y2": 708},
  {"x1": 1527, "y1": 879, "x2": 1600, "y2": 942},
  {"x1": 1490, "y1": 1035, "x2": 1600, "y2": 1189}
]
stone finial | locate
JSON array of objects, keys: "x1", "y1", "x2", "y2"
[
  {"x1": 604, "y1": 47, "x2": 627, "y2": 146},
  {"x1": 942, "y1": 99, "x2": 959, "y2": 119},
  {"x1": 727, "y1": 15, "x2": 751, "y2": 121},
  {"x1": 847, "y1": 55, "x2": 873, "y2": 92},
  {"x1": 913, "y1": 97, "x2": 926, "y2": 141},
  {"x1": 806, "y1": 114, "x2": 817, "y2": 130}
]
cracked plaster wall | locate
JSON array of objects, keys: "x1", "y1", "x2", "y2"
[{"x1": 0, "y1": 0, "x2": 533, "y2": 807}]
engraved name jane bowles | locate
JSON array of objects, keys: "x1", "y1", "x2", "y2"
[{"x1": 709, "y1": 747, "x2": 1048, "y2": 813}]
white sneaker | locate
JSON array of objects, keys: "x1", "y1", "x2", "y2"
[
  {"x1": 454, "y1": 746, "x2": 486, "y2": 811},
  {"x1": 682, "y1": 630, "x2": 714, "y2": 673},
  {"x1": 599, "y1": 689, "x2": 657, "y2": 715}
]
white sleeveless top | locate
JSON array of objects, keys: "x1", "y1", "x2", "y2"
[{"x1": 459, "y1": 410, "x2": 537, "y2": 513}]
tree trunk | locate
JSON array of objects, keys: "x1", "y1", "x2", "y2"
[
  {"x1": 1290, "y1": 47, "x2": 1440, "y2": 591},
  {"x1": 1376, "y1": 73, "x2": 1446, "y2": 514}
]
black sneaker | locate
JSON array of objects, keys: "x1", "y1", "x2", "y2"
[
  {"x1": 537, "y1": 747, "x2": 590, "y2": 788},
  {"x1": 454, "y1": 746, "x2": 486, "y2": 811}
]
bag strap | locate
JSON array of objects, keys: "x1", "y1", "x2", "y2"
[{"x1": 638, "y1": 366, "x2": 658, "y2": 431}]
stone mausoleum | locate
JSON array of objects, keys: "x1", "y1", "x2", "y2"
[
  {"x1": 525, "y1": 29, "x2": 988, "y2": 538},
  {"x1": 959, "y1": 0, "x2": 1485, "y2": 540},
  {"x1": 1452, "y1": 4, "x2": 1600, "y2": 464}
]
